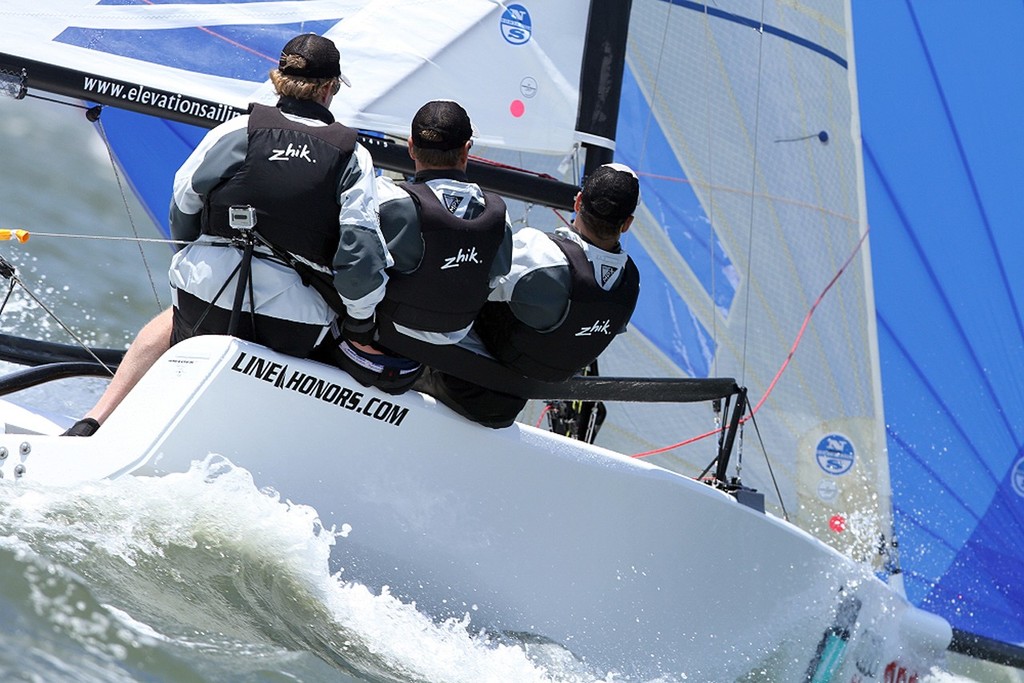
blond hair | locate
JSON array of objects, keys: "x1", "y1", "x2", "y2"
[{"x1": 269, "y1": 68, "x2": 338, "y2": 101}]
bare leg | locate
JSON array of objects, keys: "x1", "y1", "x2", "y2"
[{"x1": 85, "y1": 307, "x2": 173, "y2": 424}]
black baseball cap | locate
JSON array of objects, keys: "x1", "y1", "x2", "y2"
[
  {"x1": 411, "y1": 100, "x2": 473, "y2": 150},
  {"x1": 580, "y1": 163, "x2": 640, "y2": 223},
  {"x1": 278, "y1": 33, "x2": 351, "y2": 86}
]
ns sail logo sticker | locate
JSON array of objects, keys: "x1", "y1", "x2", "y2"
[
  {"x1": 500, "y1": 4, "x2": 532, "y2": 45},
  {"x1": 815, "y1": 433, "x2": 855, "y2": 476}
]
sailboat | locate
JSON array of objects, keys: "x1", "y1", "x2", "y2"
[{"x1": 0, "y1": 0, "x2": 1017, "y2": 679}]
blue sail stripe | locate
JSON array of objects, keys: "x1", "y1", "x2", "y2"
[
  {"x1": 612, "y1": 62, "x2": 742, "y2": 377},
  {"x1": 887, "y1": 426, "x2": 980, "y2": 603},
  {"x1": 659, "y1": 0, "x2": 847, "y2": 69},
  {"x1": 617, "y1": 66, "x2": 736, "y2": 317},
  {"x1": 626, "y1": 244, "x2": 715, "y2": 378},
  {"x1": 102, "y1": 109, "x2": 206, "y2": 236},
  {"x1": 58, "y1": 20, "x2": 338, "y2": 83}
]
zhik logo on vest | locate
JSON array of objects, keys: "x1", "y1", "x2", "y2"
[
  {"x1": 576, "y1": 320, "x2": 612, "y2": 336},
  {"x1": 441, "y1": 247, "x2": 480, "y2": 270},
  {"x1": 269, "y1": 143, "x2": 314, "y2": 162}
]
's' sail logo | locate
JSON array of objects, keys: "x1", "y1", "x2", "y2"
[
  {"x1": 576, "y1": 320, "x2": 611, "y2": 336},
  {"x1": 442, "y1": 247, "x2": 480, "y2": 270},
  {"x1": 269, "y1": 143, "x2": 314, "y2": 162},
  {"x1": 500, "y1": 4, "x2": 532, "y2": 45}
]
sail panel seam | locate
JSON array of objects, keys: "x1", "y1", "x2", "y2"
[{"x1": 659, "y1": 0, "x2": 848, "y2": 68}]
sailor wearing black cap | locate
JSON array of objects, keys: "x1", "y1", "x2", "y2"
[
  {"x1": 415, "y1": 163, "x2": 642, "y2": 428},
  {"x1": 60, "y1": 33, "x2": 387, "y2": 437},
  {"x1": 169, "y1": 32, "x2": 388, "y2": 357},
  {"x1": 315, "y1": 100, "x2": 513, "y2": 395}
]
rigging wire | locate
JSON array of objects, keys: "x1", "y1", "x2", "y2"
[
  {"x1": 747, "y1": 406, "x2": 788, "y2": 521},
  {"x1": 727, "y1": 0, "x2": 770, "y2": 484},
  {"x1": 4, "y1": 92, "x2": 173, "y2": 315},
  {"x1": 92, "y1": 113, "x2": 166, "y2": 311},
  {"x1": 0, "y1": 256, "x2": 115, "y2": 376},
  {"x1": 23, "y1": 92, "x2": 92, "y2": 110},
  {"x1": 731, "y1": 1, "x2": 769, "y2": 472},
  {"x1": 4, "y1": 229, "x2": 186, "y2": 245}
]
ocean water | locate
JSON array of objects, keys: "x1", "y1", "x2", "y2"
[{"x1": 0, "y1": 96, "x2": 1010, "y2": 682}]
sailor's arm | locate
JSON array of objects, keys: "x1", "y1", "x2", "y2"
[
  {"x1": 489, "y1": 227, "x2": 570, "y2": 331},
  {"x1": 487, "y1": 211, "x2": 514, "y2": 286},
  {"x1": 168, "y1": 116, "x2": 248, "y2": 246},
  {"x1": 333, "y1": 143, "x2": 392, "y2": 326},
  {"x1": 376, "y1": 175, "x2": 422, "y2": 274}
]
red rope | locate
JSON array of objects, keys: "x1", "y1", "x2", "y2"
[
  {"x1": 630, "y1": 227, "x2": 871, "y2": 459},
  {"x1": 535, "y1": 403, "x2": 552, "y2": 428}
]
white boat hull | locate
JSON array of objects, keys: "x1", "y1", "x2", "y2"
[{"x1": 0, "y1": 336, "x2": 950, "y2": 680}]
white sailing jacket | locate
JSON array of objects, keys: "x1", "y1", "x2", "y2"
[{"x1": 169, "y1": 98, "x2": 388, "y2": 333}]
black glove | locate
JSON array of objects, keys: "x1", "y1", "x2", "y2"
[{"x1": 341, "y1": 314, "x2": 377, "y2": 346}]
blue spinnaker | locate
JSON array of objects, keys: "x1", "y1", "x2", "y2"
[{"x1": 854, "y1": 0, "x2": 1024, "y2": 645}]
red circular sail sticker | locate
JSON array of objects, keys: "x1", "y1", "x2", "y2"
[
  {"x1": 829, "y1": 515, "x2": 847, "y2": 533},
  {"x1": 510, "y1": 99, "x2": 525, "y2": 117}
]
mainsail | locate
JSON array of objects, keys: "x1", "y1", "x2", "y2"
[
  {"x1": 590, "y1": 0, "x2": 893, "y2": 571},
  {"x1": 1, "y1": 0, "x2": 1019, "y2": 670}
]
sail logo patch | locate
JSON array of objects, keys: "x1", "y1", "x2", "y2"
[
  {"x1": 500, "y1": 4, "x2": 532, "y2": 45},
  {"x1": 815, "y1": 433, "x2": 855, "y2": 475},
  {"x1": 520, "y1": 76, "x2": 538, "y2": 98},
  {"x1": 441, "y1": 247, "x2": 480, "y2": 269},
  {"x1": 600, "y1": 264, "x2": 618, "y2": 286},
  {"x1": 1013, "y1": 457, "x2": 1024, "y2": 498},
  {"x1": 816, "y1": 478, "x2": 839, "y2": 503},
  {"x1": 269, "y1": 142, "x2": 314, "y2": 162}
]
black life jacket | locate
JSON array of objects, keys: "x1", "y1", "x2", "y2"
[
  {"x1": 203, "y1": 103, "x2": 357, "y2": 269},
  {"x1": 376, "y1": 182, "x2": 507, "y2": 334},
  {"x1": 475, "y1": 233, "x2": 640, "y2": 381}
]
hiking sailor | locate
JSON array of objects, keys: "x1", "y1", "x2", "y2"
[
  {"x1": 414, "y1": 163, "x2": 642, "y2": 428},
  {"x1": 63, "y1": 33, "x2": 386, "y2": 436},
  {"x1": 314, "y1": 100, "x2": 512, "y2": 395},
  {"x1": 170, "y1": 32, "x2": 386, "y2": 356}
]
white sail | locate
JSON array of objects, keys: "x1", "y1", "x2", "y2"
[{"x1": 2, "y1": 1, "x2": 592, "y2": 156}]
